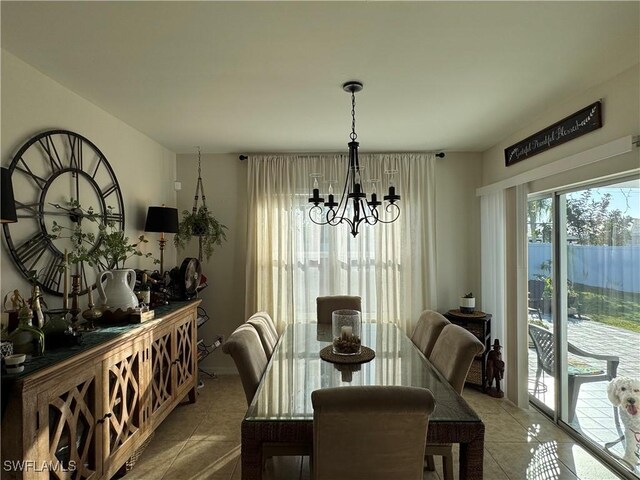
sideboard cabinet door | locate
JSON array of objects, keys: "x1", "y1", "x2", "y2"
[
  {"x1": 36, "y1": 364, "x2": 103, "y2": 480},
  {"x1": 173, "y1": 312, "x2": 196, "y2": 400},
  {"x1": 101, "y1": 340, "x2": 144, "y2": 477},
  {"x1": 149, "y1": 324, "x2": 175, "y2": 427}
]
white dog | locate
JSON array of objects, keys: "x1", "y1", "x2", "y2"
[{"x1": 607, "y1": 377, "x2": 640, "y2": 468}]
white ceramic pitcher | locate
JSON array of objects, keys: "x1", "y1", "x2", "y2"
[{"x1": 96, "y1": 269, "x2": 139, "y2": 311}]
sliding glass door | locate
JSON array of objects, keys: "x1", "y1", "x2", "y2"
[
  {"x1": 528, "y1": 176, "x2": 640, "y2": 478},
  {"x1": 527, "y1": 195, "x2": 555, "y2": 415}
]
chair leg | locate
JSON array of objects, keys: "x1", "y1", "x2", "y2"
[
  {"x1": 568, "y1": 377, "x2": 580, "y2": 424},
  {"x1": 442, "y1": 453, "x2": 454, "y2": 480},
  {"x1": 425, "y1": 454, "x2": 436, "y2": 471}
]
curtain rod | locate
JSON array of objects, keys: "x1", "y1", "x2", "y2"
[{"x1": 238, "y1": 152, "x2": 445, "y2": 161}]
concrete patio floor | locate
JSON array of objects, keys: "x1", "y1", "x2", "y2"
[{"x1": 528, "y1": 316, "x2": 639, "y2": 475}]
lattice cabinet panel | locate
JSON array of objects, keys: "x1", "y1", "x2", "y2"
[
  {"x1": 101, "y1": 343, "x2": 143, "y2": 473},
  {"x1": 150, "y1": 325, "x2": 174, "y2": 424},
  {"x1": 37, "y1": 365, "x2": 102, "y2": 480},
  {"x1": 174, "y1": 314, "x2": 195, "y2": 396}
]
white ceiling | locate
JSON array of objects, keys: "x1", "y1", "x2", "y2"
[{"x1": 2, "y1": 1, "x2": 638, "y2": 154}]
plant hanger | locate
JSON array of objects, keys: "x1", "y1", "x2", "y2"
[{"x1": 174, "y1": 147, "x2": 227, "y2": 263}]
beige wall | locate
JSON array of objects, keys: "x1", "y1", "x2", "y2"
[
  {"x1": 481, "y1": 63, "x2": 640, "y2": 405},
  {"x1": 434, "y1": 152, "x2": 483, "y2": 311},
  {"x1": 1, "y1": 50, "x2": 177, "y2": 309},
  {"x1": 175, "y1": 153, "x2": 248, "y2": 374},
  {"x1": 482, "y1": 64, "x2": 639, "y2": 186}
]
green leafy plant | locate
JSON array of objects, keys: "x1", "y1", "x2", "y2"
[
  {"x1": 49, "y1": 200, "x2": 156, "y2": 270},
  {"x1": 463, "y1": 292, "x2": 474, "y2": 298},
  {"x1": 174, "y1": 206, "x2": 228, "y2": 262}
]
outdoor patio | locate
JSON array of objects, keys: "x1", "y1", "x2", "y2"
[{"x1": 528, "y1": 316, "x2": 639, "y2": 471}]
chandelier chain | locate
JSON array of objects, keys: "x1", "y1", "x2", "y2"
[{"x1": 350, "y1": 90, "x2": 357, "y2": 142}]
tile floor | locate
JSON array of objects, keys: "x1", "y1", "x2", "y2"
[{"x1": 127, "y1": 375, "x2": 628, "y2": 480}]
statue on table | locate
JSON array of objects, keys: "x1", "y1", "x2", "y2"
[{"x1": 485, "y1": 339, "x2": 505, "y2": 398}]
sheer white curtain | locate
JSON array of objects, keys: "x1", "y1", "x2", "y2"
[
  {"x1": 245, "y1": 153, "x2": 436, "y2": 333},
  {"x1": 481, "y1": 189, "x2": 507, "y2": 388}
]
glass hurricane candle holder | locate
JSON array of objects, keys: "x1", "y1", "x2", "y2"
[{"x1": 332, "y1": 309, "x2": 362, "y2": 355}]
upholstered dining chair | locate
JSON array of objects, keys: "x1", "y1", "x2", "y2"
[
  {"x1": 251, "y1": 311, "x2": 283, "y2": 337},
  {"x1": 425, "y1": 324, "x2": 485, "y2": 480},
  {"x1": 410, "y1": 310, "x2": 451, "y2": 358},
  {"x1": 311, "y1": 386, "x2": 435, "y2": 480},
  {"x1": 222, "y1": 323, "x2": 309, "y2": 465},
  {"x1": 316, "y1": 295, "x2": 361, "y2": 325},
  {"x1": 221, "y1": 323, "x2": 267, "y2": 405},
  {"x1": 247, "y1": 313, "x2": 279, "y2": 359}
]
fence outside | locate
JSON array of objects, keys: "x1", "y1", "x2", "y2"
[{"x1": 528, "y1": 243, "x2": 640, "y2": 294}]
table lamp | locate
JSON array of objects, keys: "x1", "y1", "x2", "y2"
[
  {"x1": 144, "y1": 205, "x2": 179, "y2": 274},
  {"x1": 1, "y1": 167, "x2": 17, "y2": 223}
]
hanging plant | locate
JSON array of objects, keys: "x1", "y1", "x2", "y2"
[
  {"x1": 174, "y1": 148, "x2": 228, "y2": 262},
  {"x1": 174, "y1": 206, "x2": 227, "y2": 262}
]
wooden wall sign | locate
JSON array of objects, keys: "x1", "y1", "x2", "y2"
[{"x1": 505, "y1": 101, "x2": 602, "y2": 166}]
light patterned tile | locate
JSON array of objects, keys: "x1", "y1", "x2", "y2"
[
  {"x1": 126, "y1": 439, "x2": 186, "y2": 480},
  {"x1": 554, "y1": 443, "x2": 621, "y2": 480},
  {"x1": 162, "y1": 440, "x2": 240, "y2": 480}
]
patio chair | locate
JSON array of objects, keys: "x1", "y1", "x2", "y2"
[
  {"x1": 528, "y1": 279, "x2": 545, "y2": 320},
  {"x1": 528, "y1": 323, "x2": 619, "y2": 423}
]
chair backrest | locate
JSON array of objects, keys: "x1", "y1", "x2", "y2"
[
  {"x1": 528, "y1": 323, "x2": 555, "y2": 376},
  {"x1": 221, "y1": 324, "x2": 267, "y2": 405},
  {"x1": 311, "y1": 386, "x2": 434, "y2": 480},
  {"x1": 247, "y1": 313, "x2": 278, "y2": 358},
  {"x1": 316, "y1": 295, "x2": 362, "y2": 325},
  {"x1": 528, "y1": 279, "x2": 545, "y2": 308},
  {"x1": 410, "y1": 310, "x2": 451, "y2": 359},
  {"x1": 429, "y1": 324, "x2": 485, "y2": 394}
]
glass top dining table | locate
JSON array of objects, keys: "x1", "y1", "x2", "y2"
[{"x1": 241, "y1": 323, "x2": 485, "y2": 479}]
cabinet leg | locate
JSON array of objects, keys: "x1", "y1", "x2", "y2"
[{"x1": 188, "y1": 386, "x2": 197, "y2": 404}]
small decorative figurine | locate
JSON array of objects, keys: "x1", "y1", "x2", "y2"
[{"x1": 485, "y1": 339, "x2": 505, "y2": 398}]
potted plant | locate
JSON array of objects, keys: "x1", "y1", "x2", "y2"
[
  {"x1": 50, "y1": 200, "x2": 156, "y2": 313},
  {"x1": 174, "y1": 206, "x2": 228, "y2": 262},
  {"x1": 460, "y1": 292, "x2": 475, "y2": 314}
]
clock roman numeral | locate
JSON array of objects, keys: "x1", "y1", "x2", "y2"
[
  {"x1": 15, "y1": 201, "x2": 40, "y2": 218},
  {"x1": 41, "y1": 255, "x2": 65, "y2": 292},
  {"x1": 15, "y1": 232, "x2": 49, "y2": 270},
  {"x1": 101, "y1": 184, "x2": 118, "y2": 198},
  {"x1": 104, "y1": 211, "x2": 123, "y2": 224},
  {"x1": 38, "y1": 136, "x2": 64, "y2": 173},
  {"x1": 68, "y1": 134, "x2": 83, "y2": 170},
  {"x1": 16, "y1": 158, "x2": 48, "y2": 190}
]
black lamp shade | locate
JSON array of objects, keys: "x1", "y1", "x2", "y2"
[
  {"x1": 144, "y1": 206, "x2": 179, "y2": 233},
  {"x1": 1, "y1": 167, "x2": 17, "y2": 224}
]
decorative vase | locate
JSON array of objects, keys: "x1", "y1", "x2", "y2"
[
  {"x1": 9, "y1": 306, "x2": 44, "y2": 356},
  {"x1": 97, "y1": 269, "x2": 139, "y2": 312},
  {"x1": 331, "y1": 309, "x2": 362, "y2": 356},
  {"x1": 460, "y1": 296, "x2": 475, "y2": 314}
]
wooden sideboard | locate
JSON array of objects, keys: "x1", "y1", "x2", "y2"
[{"x1": 1, "y1": 300, "x2": 200, "y2": 480}]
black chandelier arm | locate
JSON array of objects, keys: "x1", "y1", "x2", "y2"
[{"x1": 372, "y1": 202, "x2": 401, "y2": 224}]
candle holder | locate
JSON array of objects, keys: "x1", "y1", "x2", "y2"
[
  {"x1": 70, "y1": 274, "x2": 81, "y2": 325},
  {"x1": 331, "y1": 309, "x2": 361, "y2": 355}
]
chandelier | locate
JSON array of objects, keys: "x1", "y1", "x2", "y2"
[{"x1": 308, "y1": 81, "x2": 400, "y2": 237}]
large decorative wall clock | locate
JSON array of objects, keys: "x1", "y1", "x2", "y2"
[{"x1": 2, "y1": 130, "x2": 124, "y2": 295}]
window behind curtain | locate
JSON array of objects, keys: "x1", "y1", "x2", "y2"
[{"x1": 246, "y1": 153, "x2": 436, "y2": 333}]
